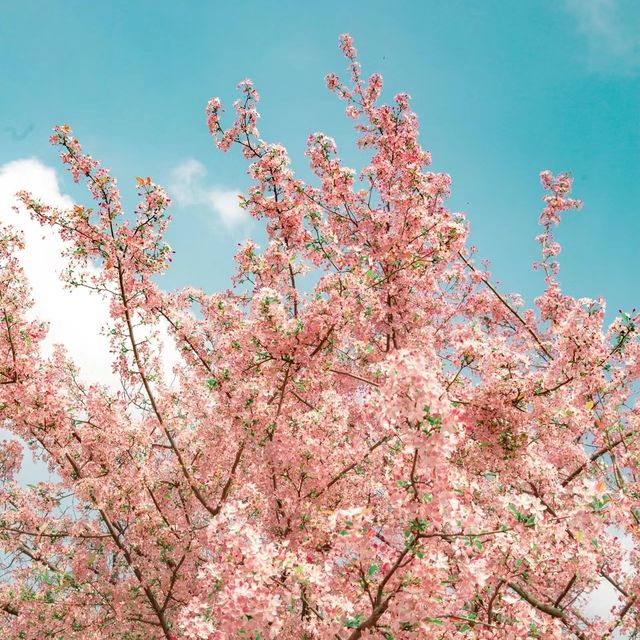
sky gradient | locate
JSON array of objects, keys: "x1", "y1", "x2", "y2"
[{"x1": 1, "y1": 0, "x2": 639, "y2": 320}]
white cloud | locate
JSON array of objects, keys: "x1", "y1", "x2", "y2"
[
  {"x1": 0, "y1": 158, "x2": 116, "y2": 386},
  {"x1": 0, "y1": 159, "x2": 180, "y2": 387},
  {"x1": 170, "y1": 158, "x2": 247, "y2": 230},
  {"x1": 564, "y1": 0, "x2": 640, "y2": 74},
  {"x1": 169, "y1": 158, "x2": 206, "y2": 205}
]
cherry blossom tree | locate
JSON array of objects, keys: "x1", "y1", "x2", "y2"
[{"x1": 0, "y1": 34, "x2": 638, "y2": 640}]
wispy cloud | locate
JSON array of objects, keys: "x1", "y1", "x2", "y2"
[
  {"x1": 564, "y1": 0, "x2": 640, "y2": 74},
  {"x1": 170, "y1": 159, "x2": 247, "y2": 230}
]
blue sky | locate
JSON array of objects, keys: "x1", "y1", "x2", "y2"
[{"x1": 1, "y1": 0, "x2": 639, "y2": 321}]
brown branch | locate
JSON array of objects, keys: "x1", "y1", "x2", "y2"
[
  {"x1": 329, "y1": 368, "x2": 380, "y2": 387},
  {"x1": 114, "y1": 258, "x2": 217, "y2": 516},
  {"x1": 0, "y1": 525, "x2": 109, "y2": 540},
  {"x1": 409, "y1": 448, "x2": 419, "y2": 501},
  {"x1": 271, "y1": 577, "x2": 325, "y2": 622},
  {"x1": 601, "y1": 570, "x2": 630, "y2": 599},
  {"x1": 63, "y1": 453, "x2": 172, "y2": 639},
  {"x1": 562, "y1": 431, "x2": 634, "y2": 486},
  {"x1": 458, "y1": 251, "x2": 553, "y2": 361},
  {"x1": 288, "y1": 262, "x2": 298, "y2": 318},
  {"x1": 605, "y1": 595, "x2": 637, "y2": 638},
  {"x1": 536, "y1": 376, "x2": 574, "y2": 396},
  {"x1": 309, "y1": 323, "x2": 336, "y2": 358},
  {"x1": 16, "y1": 544, "x2": 61, "y2": 574},
  {"x1": 508, "y1": 582, "x2": 588, "y2": 640},
  {"x1": 346, "y1": 544, "x2": 413, "y2": 639},
  {"x1": 289, "y1": 389, "x2": 317, "y2": 410},
  {"x1": 487, "y1": 579, "x2": 504, "y2": 623},
  {"x1": 1, "y1": 309, "x2": 18, "y2": 383},
  {"x1": 276, "y1": 363, "x2": 292, "y2": 419},
  {"x1": 0, "y1": 603, "x2": 18, "y2": 617},
  {"x1": 146, "y1": 486, "x2": 181, "y2": 540},
  {"x1": 156, "y1": 307, "x2": 213, "y2": 374},
  {"x1": 212, "y1": 440, "x2": 246, "y2": 516},
  {"x1": 306, "y1": 435, "x2": 391, "y2": 498},
  {"x1": 554, "y1": 573, "x2": 577, "y2": 608}
]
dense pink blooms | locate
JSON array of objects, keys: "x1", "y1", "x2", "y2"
[{"x1": 0, "y1": 35, "x2": 638, "y2": 639}]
